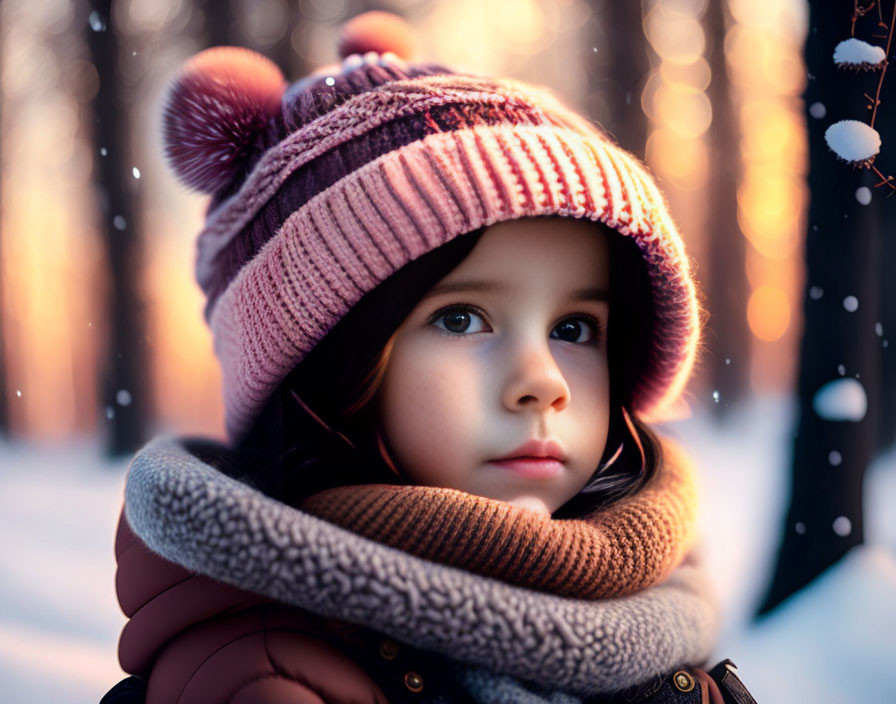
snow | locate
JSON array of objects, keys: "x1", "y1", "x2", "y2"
[
  {"x1": 1, "y1": 395, "x2": 895, "y2": 703},
  {"x1": 833, "y1": 38, "x2": 887, "y2": 67},
  {"x1": 809, "y1": 101, "x2": 826, "y2": 119},
  {"x1": 0, "y1": 439, "x2": 129, "y2": 703},
  {"x1": 812, "y1": 377, "x2": 868, "y2": 421},
  {"x1": 856, "y1": 186, "x2": 872, "y2": 205},
  {"x1": 87, "y1": 11, "x2": 106, "y2": 32},
  {"x1": 824, "y1": 120, "x2": 881, "y2": 163},
  {"x1": 832, "y1": 515, "x2": 853, "y2": 537},
  {"x1": 843, "y1": 295, "x2": 859, "y2": 312}
]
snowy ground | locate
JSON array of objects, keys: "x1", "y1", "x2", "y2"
[{"x1": 1, "y1": 394, "x2": 894, "y2": 703}]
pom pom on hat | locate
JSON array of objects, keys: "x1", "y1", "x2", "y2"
[
  {"x1": 338, "y1": 11, "x2": 415, "y2": 61},
  {"x1": 163, "y1": 46, "x2": 286, "y2": 194}
]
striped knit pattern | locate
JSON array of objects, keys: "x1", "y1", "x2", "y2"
[
  {"x1": 174, "y1": 60, "x2": 701, "y2": 441},
  {"x1": 299, "y1": 437, "x2": 698, "y2": 599}
]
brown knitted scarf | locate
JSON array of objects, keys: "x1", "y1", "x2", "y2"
[{"x1": 299, "y1": 437, "x2": 698, "y2": 599}]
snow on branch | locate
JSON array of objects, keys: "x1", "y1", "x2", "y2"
[
  {"x1": 834, "y1": 38, "x2": 887, "y2": 69},
  {"x1": 825, "y1": 120, "x2": 881, "y2": 164},
  {"x1": 827, "y1": 1, "x2": 896, "y2": 192}
]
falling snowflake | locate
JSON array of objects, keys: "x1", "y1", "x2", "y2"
[
  {"x1": 832, "y1": 516, "x2": 852, "y2": 537},
  {"x1": 809, "y1": 286, "x2": 824, "y2": 300},
  {"x1": 113, "y1": 215, "x2": 127, "y2": 231},
  {"x1": 812, "y1": 377, "x2": 867, "y2": 422},
  {"x1": 843, "y1": 296, "x2": 859, "y2": 312},
  {"x1": 116, "y1": 389, "x2": 132, "y2": 407},
  {"x1": 855, "y1": 186, "x2": 872, "y2": 205},
  {"x1": 833, "y1": 38, "x2": 886, "y2": 70},
  {"x1": 824, "y1": 120, "x2": 881, "y2": 164},
  {"x1": 132, "y1": 167, "x2": 141, "y2": 179},
  {"x1": 828, "y1": 450, "x2": 842, "y2": 466},
  {"x1": 809, "y1": 102, "x2": 826, "y2": 119},
  {"x1": 795, "y1": 522, "x2": 806, "y2": 535},
  {"x1": 88, "y1": 11, "x2": 106, "y2": 32}
]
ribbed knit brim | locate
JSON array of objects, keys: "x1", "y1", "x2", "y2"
[{"x1": 167, "y1": 54, "x2": 701, "y2": 441}]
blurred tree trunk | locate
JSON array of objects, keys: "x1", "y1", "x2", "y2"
[
  {"x1": 584, "y1": 0, "x2": 650, "y2": 158},
  {"x1": 875, "y1": 78, "x2": 896, "y2": 453},
  {"x1": 269, "y1": 1, "x2": 308, "y2": 79},
  {"x1": 201, "y1": 1, "x2": 308, "y2": 79},
  {"x1": 199, "y1": 0, "x2": 234, "y2": 47},
  {"x1": 86, "y1": 0, "x2": 150, "y2": 456},
  {"x1": 757, "y1": 0, "x2": 881, "y2": 615},
  {"x1": 703, "y1": 0, "x2": 749, "y2": 417},
  {"x1": 877, "y1": 217, "x2": 896, "y2": 453}
]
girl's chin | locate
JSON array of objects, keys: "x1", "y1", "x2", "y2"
[{"x1": 506, "y1": 496, "x2": 552, "y2": 517}]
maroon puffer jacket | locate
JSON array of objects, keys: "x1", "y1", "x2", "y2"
[{"x1": 114, "y1": 508, "x2": 477, "y2": 704}]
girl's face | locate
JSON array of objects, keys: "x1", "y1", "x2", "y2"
[{"x1": 376, "y1": 217, "x2": 611, "y2": 517}]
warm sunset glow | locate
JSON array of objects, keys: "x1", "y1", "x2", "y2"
[
  {"x1": 0, "y1": 0, "x2": 810, "y2": 438},
  {"x1": 737, "y1": 169, "x2": 803, "y2": 259},
  {"x1": 725, "y1": 1, "x2": 807, "y2": 390},
  {"x1": 644, "y1": 5, "x2": 705, "y2": 65},
  {"x1": 643, "y1": 0, "x2": 712, "y2": 199},
  {"x1": 747, "y1": 285, "x2": 790, "y2": 342},
  {"x1": 646, "y1": 128, "x2": 709, "y2": 188}
]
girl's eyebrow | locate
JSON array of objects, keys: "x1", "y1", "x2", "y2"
[{"x1": 423, "y1": 279, "x2": 610, "y2": 302}]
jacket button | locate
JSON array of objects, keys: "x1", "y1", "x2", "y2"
[
  {"x1": 673, "y1": 670, "x2": 696, "y2": 693},
  {"x1": 404, "y1": 671, "x2": 424, "y2": 693},
  {"x1": 379, "y1": 638, "x2": 400, "y2": 660}
]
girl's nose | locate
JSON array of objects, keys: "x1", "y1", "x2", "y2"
[{"x1": 501, "y1": 338, "x2": 571, "y2": 414}]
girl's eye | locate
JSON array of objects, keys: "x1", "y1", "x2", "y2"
[
  {"x1": 430, "y1": 305, "x2": 489, "y2": 336},
  {"x1": 551, "y1": 316, "x2": 602, "y2": 345},
  {"x1": 431, "y1": 306, "x2": 601, "y2": 345}
]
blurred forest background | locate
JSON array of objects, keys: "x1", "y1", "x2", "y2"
[{"x1": 0, "y1": 0, "x2": 894, "y2": 625}]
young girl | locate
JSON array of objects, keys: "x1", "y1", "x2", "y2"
[{"x1": 103, "y1": 11, "x2": 755, "y2": 704}]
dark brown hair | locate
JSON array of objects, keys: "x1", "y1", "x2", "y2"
[{"x1": 209, "y1": 217, "x2": 663, "y2": 519}]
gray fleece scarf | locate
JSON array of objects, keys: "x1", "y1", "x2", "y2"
[{"x1": 124, "y1": 436, "x2": 719, "y2": 700}]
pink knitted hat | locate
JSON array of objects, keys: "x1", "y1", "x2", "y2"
[{"x1": 162, "y1": 12, "x2": 702, "y2": 442}]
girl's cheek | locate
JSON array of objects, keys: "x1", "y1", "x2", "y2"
[{"x1": 381, "y1": 340, "x2": 484, "y2": 471}]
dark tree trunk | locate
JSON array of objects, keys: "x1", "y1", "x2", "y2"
[
  {"x1": 757, "y1": 0, "x2": 882, "y2": 615},
  {"x1": 875, "y1": 56, "x2": 896, "y2": 454},
  {"x1": 86, "y1": 0, "x2": 150, "y2": 456},
  {"x1": 876, "y1": 219, "x2": 896, "y2": 452},
  {"x1": 704, "y1": 0, "x2": 749, "y2": 417},
  {"x1": 199, "y1": 0, "x2": 234, "y2": 48},
  {"x1": 584, "y1": 0, "x2": 650, "y2": 158}
]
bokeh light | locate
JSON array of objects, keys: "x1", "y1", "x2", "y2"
[{"x1": 747, "y1": 286, "x2": 790, "y2": 342}]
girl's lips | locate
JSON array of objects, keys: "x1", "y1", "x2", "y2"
[{"x1": 488, "y1": 457, "x2": 564, "y2": 479}]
